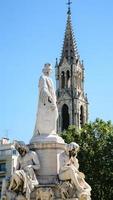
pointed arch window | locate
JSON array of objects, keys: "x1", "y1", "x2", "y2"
[
  {"x1": 80, "y1": 105, "x2": 84, "y2": 127},
  {"x1": 59, "y1": 114, "x2": 61, "y2": 129},
  {"x1": 66, "y1": 70, "x2": 71, "y2": 88},
  {"x1": 65, "y1": 50, "x2": 68, "y2": 58},
  {"x1": 62, "y1": 104, "x2": 70, "y2": 131},
  {"x1": 71, "y1": 57, "x2": 73, "y2": 63},
  {"x1": 61, "y1": 71, "x2": 65, "y2": 89},
  {"x1": 70, "y1": 50, "x2": 73, "y2": 57}
]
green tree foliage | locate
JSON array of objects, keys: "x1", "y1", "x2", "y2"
[{"x1": 60, "y1": 119, "x2": 113, "y2": 200}]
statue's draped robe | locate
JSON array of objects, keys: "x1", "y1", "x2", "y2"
[{"x1": 34, "y1": 75, "x2": 58, "y2": 134}]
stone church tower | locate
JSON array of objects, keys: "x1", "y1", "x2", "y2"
[{"x1": 55, "y1": 3, "x2": 88, "y2": 132}]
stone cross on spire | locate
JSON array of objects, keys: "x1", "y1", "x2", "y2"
[{"x1": 67, "y1": 0, "x2": 72, "y2": 15}]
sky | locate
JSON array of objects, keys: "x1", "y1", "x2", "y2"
[{"x1": 0, "y1": 0, "x2": 113, "y2": 143}]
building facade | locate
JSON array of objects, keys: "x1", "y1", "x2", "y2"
[
  {"x1": 56, "y1": 5, "x2": 88, "y2": 132},
  {"x1": 0, "y1": 138, "x2": 18, "y2": 198}
]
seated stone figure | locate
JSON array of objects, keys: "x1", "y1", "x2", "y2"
[
  {"x1": 2, "y1": 141, "x2": 40, "y2": 200},
  {"x1": 59, "y1": 142, "x2": 91, "y2": 199}
]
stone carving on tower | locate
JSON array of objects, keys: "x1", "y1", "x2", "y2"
[{"x1": 56, "y1": 2, "x2": 88, "y2": 132}]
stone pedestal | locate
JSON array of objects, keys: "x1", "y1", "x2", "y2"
[{"x1": 29, "y1": 134, "x2": 65, "y2": 184}]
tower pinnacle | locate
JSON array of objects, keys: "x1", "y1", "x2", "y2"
[{"x1": 67, "y1": 0, "x2": 72, "y2": 15}]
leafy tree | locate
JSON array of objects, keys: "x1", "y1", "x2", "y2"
[{"x1": 60, "y1": 119, "x2": 113, "y2": 200}]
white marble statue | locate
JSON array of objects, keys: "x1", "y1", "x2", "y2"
[
  {"x1": 8, "y1": 141, "x2": 40, "y2": 200},
  {"x1": 59, "y1": 142, "x2": 91, "y2": 199},
  {"x1": 34, "y1": 63, "x2": 58, "y2": 135}
]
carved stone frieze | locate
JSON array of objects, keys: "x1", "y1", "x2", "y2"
[
  {"x1": 36, "y1": 187, "x2": 54, "y2": 200},
  {"x1": 58, "y1": 181, "x2": 77, "y2": 199}
]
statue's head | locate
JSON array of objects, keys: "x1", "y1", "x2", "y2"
[
  {"x1": 42, "y1": 63, "x2": 52, "y2": 76},
  {"x1": 66, "y1": 142, "x2": 79, "y2": 157},
  {"x1": 14, "y1": 141, "x2": 29, "y2": 157}
]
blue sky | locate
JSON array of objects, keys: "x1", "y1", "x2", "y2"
[{"x1": 0, "y1": 0, "x2": 113, "y2": 143}]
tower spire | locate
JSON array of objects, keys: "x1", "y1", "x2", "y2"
[
  {"x1": 59, "y1": 0, "x2": 79, "y2": 65},
  {"x1": 56, "y1": 0, "x2": 89, "y2": 132}
]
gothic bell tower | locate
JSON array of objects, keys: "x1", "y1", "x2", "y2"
[{"x1": 56, "y1": 1, "x2": 88, "y2": 132}]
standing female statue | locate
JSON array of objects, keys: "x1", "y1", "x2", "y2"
[{"x1": 34, "y1": 63, "x2": 58, "y2": 135}]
